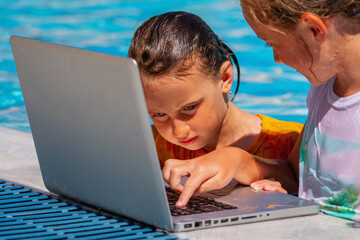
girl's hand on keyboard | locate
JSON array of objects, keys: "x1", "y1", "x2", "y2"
[{"x1": 162, "y1": 147, "x2": 261, "y2": 207}]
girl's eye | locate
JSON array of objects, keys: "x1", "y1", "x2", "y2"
[
  {"x1": 152, "y1": 113, "x2": 168, "y2": 121},
  {"x1": 183, "y1": 104, "x2": 197, "y2": 112}
]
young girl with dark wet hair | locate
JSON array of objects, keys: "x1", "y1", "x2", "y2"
[{"x1": 128, "y1": 11, "x2": 302, "y2": 206}]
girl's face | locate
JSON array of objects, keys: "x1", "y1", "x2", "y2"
[
  {"x1": 143, "y1": 62, "x2": 230, "y2": 150},
  {"x1": 243, "y1": 13, "x2": 336, "y2": 86}
]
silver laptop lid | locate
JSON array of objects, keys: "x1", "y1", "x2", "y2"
[{"x1": 10, "y1": 35, "x2": 173, "y2": 230}]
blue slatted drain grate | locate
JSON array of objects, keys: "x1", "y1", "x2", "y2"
[{"x1": 0, "y1": 180, "x2": 184, "y2": 239}]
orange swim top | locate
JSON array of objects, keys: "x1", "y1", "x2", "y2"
[{"x1": 151, "y1": 114, "x2": 303, "y2": 168}]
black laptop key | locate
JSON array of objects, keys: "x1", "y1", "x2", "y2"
[
  {"x1": 166, "y1": 188, "x2": 237, "y2": 216},
  {"x1": 199, "y1": 205, "x2": 222, "y2": 212}
]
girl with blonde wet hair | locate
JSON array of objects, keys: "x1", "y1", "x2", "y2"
[{"x1": 240, "y1": 0, "x2": 360, "y2": 221}]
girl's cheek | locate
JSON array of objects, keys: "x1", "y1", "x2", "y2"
[{"x1": 155, "y1": 121, "x2": 173, "y2": 135}]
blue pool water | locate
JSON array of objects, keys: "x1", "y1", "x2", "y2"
[{"x1": 0, "y1": 0, "x2": 310, "y2": 132}]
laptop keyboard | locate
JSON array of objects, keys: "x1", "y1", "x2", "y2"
[{"x1": 166, "y1": 188, "x2": 237, "y2": 216}]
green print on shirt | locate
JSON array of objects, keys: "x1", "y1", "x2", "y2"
[
  {"x1": 322, "y1": 186, "x2": 359, "y2": 220},
  {"x1": 299, "y1": 139, "x2": 308, "y2": 168},
  {"x1": 301, "y1": 123, "x2": 360, "y2": 165}
]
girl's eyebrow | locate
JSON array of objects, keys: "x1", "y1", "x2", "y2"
[{"x1": 147, "y1": 98, "x2": 203, "y2": 115}]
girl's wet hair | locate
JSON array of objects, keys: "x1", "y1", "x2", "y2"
[
  {"x1": 240, "y1": 0, "x2": 360, "y2": 30},
  {"x1": 128, "y1": 11, "x2": 240, "y2": 101}
]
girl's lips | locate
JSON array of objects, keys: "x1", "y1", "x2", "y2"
[{"x1": 179, "y1": 136, "x2": 198, "y2": 145}]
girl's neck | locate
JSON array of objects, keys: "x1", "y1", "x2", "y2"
[
  {"x1": 203, "y1": 102, "x2": 262, "y2": 152},
  {"x1": 332, "y1": 20, "x2": 360, "y2": 97}
]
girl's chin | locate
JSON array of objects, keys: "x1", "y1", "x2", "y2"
[
  {"x1": 179, "y1": 142, "x2": 207, "y2": 151},
  {"x1": 180, "y1": 145, "x2": 203, "y2": 151}
]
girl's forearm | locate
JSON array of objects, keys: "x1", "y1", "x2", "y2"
[{"x1": 229, "y1": 148, "x2": 298, "y2": 193}]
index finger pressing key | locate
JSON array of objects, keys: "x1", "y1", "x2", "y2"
[{"x1": 176, "y1": 175, "x2": 204, "y2": 207}]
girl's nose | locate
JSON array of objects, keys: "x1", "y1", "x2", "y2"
[
  {"x1": 172, "y1": 119, "x2": 190, "y2": 139},
  {"x1": 273, "y1": 49, "x2": 282, "y2": 64}
]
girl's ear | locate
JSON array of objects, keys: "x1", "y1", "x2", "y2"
[
  {"x1": 298, "y1": 13, "x2": 328, "y2": 43},
  {"x1": 220, "y1": 61, "x2": 234, "y2": 94}
]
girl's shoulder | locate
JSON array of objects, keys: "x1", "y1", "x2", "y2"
[
  {"x1": 248, "y1": 114, "x2": 303, "y2": 159},
  {"x1": 255, "y1": 114, "x2": 303, "y2": 133}
]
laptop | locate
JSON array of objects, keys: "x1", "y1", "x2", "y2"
[{"x1": 10, "y1": 35, "x2": 319, "y2": 232}]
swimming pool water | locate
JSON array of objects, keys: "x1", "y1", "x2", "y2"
[{"x1": 0, "y1": 0, "x2": 310, "y2": 132}]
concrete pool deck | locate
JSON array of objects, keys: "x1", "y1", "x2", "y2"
[{"x1": 0, "y1": 126, "x2": 359, "y2": 239}]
